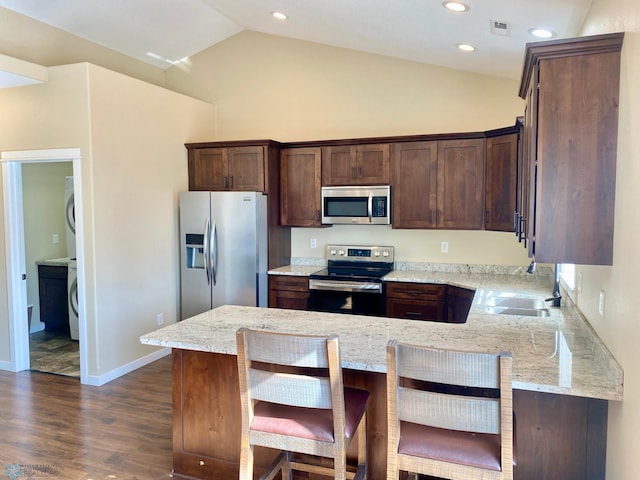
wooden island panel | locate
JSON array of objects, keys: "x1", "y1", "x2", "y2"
[{"x1": 170, "y1": 349, "x2": 608, "y2": 480}]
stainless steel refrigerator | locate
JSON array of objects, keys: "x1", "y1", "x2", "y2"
[{"x1": 179, "y1": 191, "x2": 268, "y2": 320}]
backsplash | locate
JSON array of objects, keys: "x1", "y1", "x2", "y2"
[{"x1": 291, "y1": 257, "x2": 554, "y2": 277}]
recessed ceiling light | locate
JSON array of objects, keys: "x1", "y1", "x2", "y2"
[
  {"x1": 529, "y1": 28, "x2": 554, "y2": 39},
  {"x1": 272, "y1": 11, "x2": 288, "y2": 20},
  {"x1": 443, "y1": 1, "x2": 470, "y2": 12},
  {"x1": 457, "y1": 44, "x2": 476, "y2": 52}
]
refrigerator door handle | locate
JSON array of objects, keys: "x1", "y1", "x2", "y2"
[
  {"x1": 203, "y1": 217, "x2": 211, "y2": 285},
  {"x1": 211, "y1": 220, "x2": 217, "y2": 286}
]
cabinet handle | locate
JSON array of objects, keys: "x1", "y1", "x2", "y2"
[
  {"x1": 514, "y1": 211, "x2": 520, "y2": 236},
  {"x1": 405, "y1": 311, "x2": 423, "y2": 317},
  {"x1": 430, "y1": 209, "x2": 435, "y2": 225},
  {"x1": 224, "y1": 176, "x2": 228, "y2": 188},
  {"x1": 229, "y1": 175, "x2": 233, "y2": 188},
  {"x1": 352, "y1": 166, "x2": 357, "y2": 179},
  {"x1": 406, "y1": 291, "x2": 424, "y2": 295}
]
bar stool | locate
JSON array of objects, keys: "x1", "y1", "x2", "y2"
[
  {"x1": 236, "y1": 327, "x2": 369, "y2": 480},
  {"x1": 386, "y1": 340, "x2": 514, "y2": 480}
]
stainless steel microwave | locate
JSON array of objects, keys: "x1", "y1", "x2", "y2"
[{"x1": 321, "y1": 185, "x2": 391, "y2": 225}]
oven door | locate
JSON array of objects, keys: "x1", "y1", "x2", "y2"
[{"x1": 308, "y1": 279, "x2": 384, "y2": 316}]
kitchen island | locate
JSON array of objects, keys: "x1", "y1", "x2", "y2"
[{"x1": 141, "y1": 281, "x2": 622, "y2": 479}]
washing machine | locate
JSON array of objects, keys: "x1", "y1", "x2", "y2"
[{"x1": 68, "y1": 259, "x2": 79, "y2": 341}]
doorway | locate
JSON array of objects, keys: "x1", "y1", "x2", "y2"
[{"x1": 1, "y1": 148, "x2": 87, "y2": 383}]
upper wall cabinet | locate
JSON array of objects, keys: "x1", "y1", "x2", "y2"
[
  {"x1": 485, "y1": 130, "x2": 518, "y2": 232},
  {"x1": 391, "y1": 138, "x2": 485, "y2": 229},
  {"x1": 280, "y1": 147, "x2": 322, "y2": 227},
  {"x1": 322, "y1": 144, "x2": 390, "y2": 186},
  {"x1": 186, "y1": 141, "x2": 281, "y2": 193},
  {"x1": 519, "y1": 32, "x2": 623, "y2": 265}
]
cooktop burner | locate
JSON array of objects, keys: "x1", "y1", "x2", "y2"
[{"x1": 310, "y1": 245, "x2": 395, "y2": 282}]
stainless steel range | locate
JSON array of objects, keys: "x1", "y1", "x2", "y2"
[{"x1": 308, "y1": 244, "x2": 394, "y2": 316}]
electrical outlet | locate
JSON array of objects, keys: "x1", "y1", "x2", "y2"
[
  {"x1": 157, "y1": 313, "x2": 164, "y2": 325},
  {"x1": 441, "y1": 241, "x2": 448, "y2": 253},
  {"x1": 52, "y1": 234, "x2": 59, "y2": 244},
  {"x1": 310, "y1": 238, "x2": 317, "y2": 249},
  {"x1": 598, "y1": 291, "x2": 605, "y2": 317}
]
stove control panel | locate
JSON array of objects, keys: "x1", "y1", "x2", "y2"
[{"x1": 326, "y1": 244, "x2": 394, "y2": 263}]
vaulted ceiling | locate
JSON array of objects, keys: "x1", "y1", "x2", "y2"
[{"x1": 0, "y1": 0, "x2": 593, "y2": 79}]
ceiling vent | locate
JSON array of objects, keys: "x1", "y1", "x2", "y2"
[{"x1": 490, "y1": 20, "x2": 511, "y2": 37}]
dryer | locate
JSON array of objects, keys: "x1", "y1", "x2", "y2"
[{"x1": 68, "y1": 259, "x2": 78, "y2": 341}]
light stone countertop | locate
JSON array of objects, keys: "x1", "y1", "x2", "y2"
[
  {"x1": 36, "y1": 257, "x2": 72, "y2": 267},
  {"x1": 141, "y1": 269, "x2": 624, "y2": 401}
]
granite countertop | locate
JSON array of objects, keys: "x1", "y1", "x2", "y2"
[
  {"x1": 36, "y1": 257, "x2": 72, "y2": 267},
  {"x1": 141, "y1": 272, "x2": 624, "y2": 401}
]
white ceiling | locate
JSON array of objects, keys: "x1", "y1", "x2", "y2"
[{"x1": 0, "y1": 0, "x2": 593, "y2": 79}]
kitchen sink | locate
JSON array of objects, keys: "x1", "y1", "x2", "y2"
[
  {"x1": 485, "y1": 306, "x2": 550, "y2": 317},
  {"x1": 486, "y1": 296, "x2": 547, "y2": 310},
  {"x1": 485, "y1": 294, "x2": 549, "y2": 317}
]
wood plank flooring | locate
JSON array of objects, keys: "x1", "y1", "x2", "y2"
[
  {"x1": 0, "y1": 355, "x2": 173, "y2": 479},
  {"x1": 29, "y1": 330, "x2": 80, "y2": 377}
]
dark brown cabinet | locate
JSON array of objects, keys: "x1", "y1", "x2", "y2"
[
  {"x1": 391, "y1": 138, "x2": 485, "y2": 229},
  {"x1": 485, "y1": 131, "x2": 518, "y2": 232},
  {"x1": 186, "y1": 143, "x2": 275, "y2": 193},
  {"x1": 518, "y1": 33, "x2": 623, "y2": 265},
  {"x1": 38, "y1": 264, "x2": 69, "y2": 334},
  {"x1": 447, "y1": 285, "x2": 475, "y2": 324},
  {"x1": 385, "y1": 282, "x2": 447, "y2": 322},
  {"x1": 268, "y1": 275, "x2": 310, "y2": 310},
  {"x1": 322, "y1": 144, "x2": 390, "y2": 186},
  {"x1": 280, "y1": 147, "x2": 322, "y2": 227}
]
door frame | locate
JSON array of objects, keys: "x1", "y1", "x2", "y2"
[{"x1": 1, "y1": 148, "x2": 87, "y2": 383}]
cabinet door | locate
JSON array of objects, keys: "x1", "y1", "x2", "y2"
[
  {"x1": 437, "y1": 139, "x2": 485, "y2": 229},
  {"x1": 322, "y1": 146, "x2": 356, "y2": 186},
  {"x1": 522, "y1": 66, "x2": 539, "y2": 257},
  {"x1": 447, "y1": 286, "x2": 475, "y2": 324},
  {"x1": 268, "y1": 276, "x2": 309, "y2": 310},
  {"x1": 280, "y1": 147, "x2": 322, "y2": 226},
  {"x1": 228, "y1": 146, "x2": 265, "y2": 192},
  {"x1": 38, "y1": 265, "x2": 70, "y2": 334},
  {"x1": 189, "y1": 148, "x2": 228, "y2": 191},
  {"x1": 391, "y1": 141, "x2": 438, "y2": 229},
  {"x1": 485, "y1": 134, "x2": 518, "y2": 231},
  {"x1": 356, "y1": 144, "x2": 390, "y2": 185},
  {"x1": 536, "y1": 53, "x2": 619, "y2": 265}
]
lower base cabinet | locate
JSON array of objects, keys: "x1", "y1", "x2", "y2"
[
  {"x1": 385, "y1": 282, "x2": 447, "y2": 321},
  {"x1": 268, "y1": 275, "x2": 309, "y2": 310},
  {"x1": 38, "y1": 264, "x2": 69, "y2": 334},
  {"x1": 171, "y1": 349, "x2": 608, "y2": 480}
]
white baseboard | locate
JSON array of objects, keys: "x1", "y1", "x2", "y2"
[
  {"x1": 0, "y1": 360, "x2": 13, "y2": 371},
  {"x1": 83, "y1": 347, "x2": 171, "y2": 386}
]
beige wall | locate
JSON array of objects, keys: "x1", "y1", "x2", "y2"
[
  {"x1": 166, "y1": 31, "x2": 530, "y2": 267},
  {"x1": 85, "y1": 63, "x2": 215, "y2": 376},
  {"x1": 575, "y1": 3, "x2": 639, "y2": 479},
  {"x1": 22, "y1": 162, "x2": 73, "y2": 331},
  {"x1": 0, "y1": 63, "x2": 216, "y2": 381}
]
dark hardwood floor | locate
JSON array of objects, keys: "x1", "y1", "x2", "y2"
[{"x1": 0, "y1": 355, "x2": 173, "y2": 479}]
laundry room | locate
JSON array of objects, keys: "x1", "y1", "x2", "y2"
[{"x1": 22, "y1": 161, "x2": 78, "y2": 377}]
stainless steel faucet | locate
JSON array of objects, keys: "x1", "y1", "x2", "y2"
[{"x1": 545, "y1": 263, "x2": 562, "y2": 307}]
